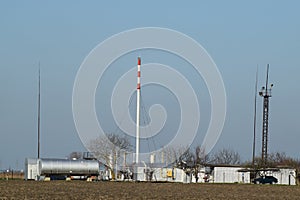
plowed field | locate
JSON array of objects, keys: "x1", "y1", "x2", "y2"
[{"x1": 1, "y1": 181, "x2": 299, "y2": 199}]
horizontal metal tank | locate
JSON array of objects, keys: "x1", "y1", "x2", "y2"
[{"x1": 38, "y1": 158, "x2": 100, "y2": 176}]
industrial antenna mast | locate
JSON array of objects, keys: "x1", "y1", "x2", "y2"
[{"x1": 259, "y1": 64, "x2": 273, "y2": 167}]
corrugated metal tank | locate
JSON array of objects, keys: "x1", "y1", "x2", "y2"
[{"x1": 39, "y1": 158, "x2": 100, "y2": 176}]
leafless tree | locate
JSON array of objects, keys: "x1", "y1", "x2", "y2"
[
  {"x1": 268, "y1": 152, "x2": 288, "y2": 165},
  {"x1": 211, "y1": 148, "x2": 241, "y2": 165},
  {"x1": 162, "y1": 145, "x2": 194, "y2": 166},
  {"x1": 88, "y1": 133, "x2": 132, "y2": 179},
  {"x1": 248, "y1": 152, "x2": 300, "y2": 169},
  {"x1": 194, "y1": 146, "x2": 211, "y2": 165},
  {"x1": 163, "y1": 145, "x2": 210, "y2": 183}
]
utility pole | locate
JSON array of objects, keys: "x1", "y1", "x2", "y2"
[
  {"x1": 252, "y1": 66, "x2": 258, "y2": 168},
  {"x1": 37, "y1": 64, "x2": 41, "y2": 159}
]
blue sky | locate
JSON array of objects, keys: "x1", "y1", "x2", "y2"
[{"x1": 0, "y1": 0, "x2": 299, "y2": 169}]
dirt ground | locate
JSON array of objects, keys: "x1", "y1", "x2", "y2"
[{"x1": 1, "y1": 181, "x2": 300, "y2": 200}]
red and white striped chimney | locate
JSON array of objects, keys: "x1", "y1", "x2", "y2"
[
  {"x1": 135, "y1": 57, "x2": 141, "y2": 164},
  {"x1": 137, "y1": 57, "x2": 141, "y2": 89}
]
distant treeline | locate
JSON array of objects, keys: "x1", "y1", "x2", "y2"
[{"x1": 0, "y1": 171, "x2": 24, "y2": 180}]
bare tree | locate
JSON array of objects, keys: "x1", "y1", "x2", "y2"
[
  {"x1": 268, "y1": 152, "x2": 288, "y2": 165},
  {"x1": 248, "y1": 152, "x2": 300, "y2": 169},
  {"x1": 194, "y1": 146, "x2": 211, "y2": 165},
  {"x1": 211, "y1": 148, "x2": 241, "y2": 165},
  {"x1": 163, "y1": 145, "x2": 210, "y2": 183},
  {"x1": 88, "y1": 133, "x2": 132, "y2": 179},
  {"x1": 192, "y1": 146, "x2": 212, "y2": 182},
  {"x1": 163, "y1": 145, "x2": 192, "y2": 166}
]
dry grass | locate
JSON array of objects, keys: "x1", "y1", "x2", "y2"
[
  {"x1": 0, "y1": 181, "x2": 300, "y2": 199},
  {"x1": 0, "y1": 172, "x2": 24, "y2": 180}
]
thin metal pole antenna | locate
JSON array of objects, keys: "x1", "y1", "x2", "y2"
[
  {"x1": 37, "y1": 63, "x2": 41, "y2": 159},
  {"x1": 135, "y1": 57, "x2": 141, "y2": 164},
  {"x1": 252, "y1": 66, "x2": 258, "y2": 167}
]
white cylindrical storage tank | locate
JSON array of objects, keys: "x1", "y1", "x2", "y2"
[{"x1": 38, "y1": 159, "x2": 99, "y2": 176}]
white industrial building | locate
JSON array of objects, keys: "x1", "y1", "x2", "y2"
[
  {"x1": 25, "y1": 158, "x2": 39, "y2": 180},
  {"x1": 135, "y1": 165, "x2": 190, "y2": 183},
  {"x1": 211, "y1": 166, "x2": 250, "y2": 183},
  {"x1": 265, "y1": 168, "x2": 296, "y2": 185},
  {"x1": 25, "y1": 157, "x2": 297, "y2": 185},
  {"x1": 134, "y1": 165, "x2": 297, "y2": 185}
]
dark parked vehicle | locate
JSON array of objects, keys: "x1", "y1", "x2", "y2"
[{"x1": 253, "y1": 176, "x2": 278, "y2": 184}]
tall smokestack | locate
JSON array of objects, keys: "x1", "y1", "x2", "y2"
[{"x1": 135, "y1": 57, "x2": 141, "y2": 164}]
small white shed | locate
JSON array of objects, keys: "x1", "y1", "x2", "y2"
[
  {"x1": 135, "y1": 166, "x2": 188, "y2": 183},
  {"x1": 266, "y1": 168, "x2": 296, "y2": 185},
  {"x1": 212, "y1": 166, "x2": 250, "y2": 183},
  {"x1": 24, "y1": 158, "x2": 39, "y2": 180}
]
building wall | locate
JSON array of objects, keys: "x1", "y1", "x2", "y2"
[
  {"x1": 151, "y1": 168, "x2": 167, "y2": 182},
  {"x1": 266, "y1": 169, "x2": 296, "y2": 185},
  {"x1": 25, "y1": 158, "x2": 39, "y2": 180},
  {"x1": 136, "y1": 167, "x2": 188, "y2": 182},
  {"x1": 191, "y1": 172, "x2": 209, "y2": 183},
  {"x1": 173, "y1": 168, "x2": 189, "y2": 183},
  {"x1": 213, "y1": 167, "x2": 250, "y2": 183}
]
